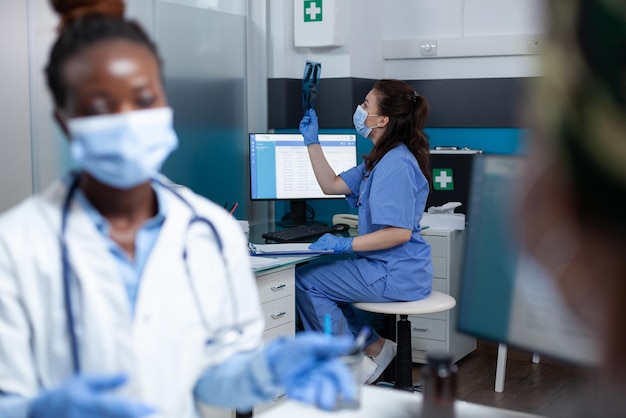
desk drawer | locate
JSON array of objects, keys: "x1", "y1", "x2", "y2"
[
  {"x1": 432, "y1": 256, "x2": 447, "y2": 279},
  {"x1": 418, "y1": 279, "x2": 449, "y2": 320},
  {"x1": 411, "y1": 338, "x2": 448, "y2": 363},
  {"x1": 409, "y1": 317, "x2": 446, "y2": 341},
  {"x1": 256, "y1": 267, "x2": 294, "y2": 304},
  {"x1": 262, "y1": 322, "x2": 294, "y2": 342},
  {"x1": 261, "y1": 296, "x2": 295, "y2": 331},
  {"x1": 424, "y1": 235, "x2": 447, "y2": 258},
  {"x1": 433, "y1": 277, "x2": 447, "y2": 293}
]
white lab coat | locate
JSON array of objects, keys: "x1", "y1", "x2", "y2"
[{"x1": 0, "y1": 178, "x2": 265, "y2": 417}]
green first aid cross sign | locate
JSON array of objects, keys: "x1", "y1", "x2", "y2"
[
  {"x1": 304, "y1": 0, "x2": 323, "y2": 22},
  {"x1": 433, "y1": 168, "x2": 454, "y2": 190}
]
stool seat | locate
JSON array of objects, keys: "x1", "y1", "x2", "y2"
[
  {"x1": 354, "y1": 291, "x2": 456, "y2": 315},
  {"x1": 353, "y1": 291, "x2": 457, "y2": 391}
]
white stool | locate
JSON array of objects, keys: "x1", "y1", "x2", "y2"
[{"x1": 354, "y1": 291, "x2": 456, "y2": 390}]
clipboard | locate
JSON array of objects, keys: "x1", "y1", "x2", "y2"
[
  {"x1": 249, "y1": 242, "x2": 334, "y2": 256},
  {"x1": 249, "y1": 256, "x2": 282, "y2": 271}
]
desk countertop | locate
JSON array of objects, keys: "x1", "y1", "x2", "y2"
[
  {"x1": 257, "y1": 385, "x2": 544, "y2": 418},
  {"x1": 250, "y1": 253, "x2": 321, "y2": 273}
]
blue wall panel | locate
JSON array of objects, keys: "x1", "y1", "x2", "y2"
[
  {"x1": 157, "y1": 4, "x2": 248, "y2": 218},
  {"x1": 426, "y1": 128, "x2": 528, "y2": 155},
  {"x1": 274, "y1": 127, "x2": 527, "y2": 224}
]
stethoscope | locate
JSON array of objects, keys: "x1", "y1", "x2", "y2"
[{"x1": 60, "y1": 175, "x2": 246, "y2": 373}]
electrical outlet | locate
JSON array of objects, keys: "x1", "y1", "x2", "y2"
[
  {"x1": 527, "y1": 36, "x2": 543, "y2": 54},
  {"x1": 419, "y1": 40, "x2": 437, "y2": 57}
]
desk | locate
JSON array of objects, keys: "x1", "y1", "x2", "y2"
[
  {"x1": 253, "y1": 254, "x2": 319, "y2": 341},
  {"x1": 202, "y1": 254, "x2": 320, "y2": 418},
  {"x1": 250, "y1": 254, "x2": 323, "y2": 416},
  {"x1": 257, "y1": 385, "x2": 544, "y2": 418}
]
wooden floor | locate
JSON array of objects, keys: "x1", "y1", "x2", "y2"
[{"x1": 410, "y1": 341, "x2": 591, "y2": 417}]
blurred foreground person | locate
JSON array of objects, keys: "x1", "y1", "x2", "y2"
[
  {"x1": 520, "y1": 1, "x2": 626, "y2": 416},
  {"x1": 0, "y1": 1, "x2": 356, "y2": 417}
]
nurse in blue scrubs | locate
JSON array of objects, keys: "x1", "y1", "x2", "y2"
[{"x1": 296, "y1": 79, "x2": 433, "y2": 385}]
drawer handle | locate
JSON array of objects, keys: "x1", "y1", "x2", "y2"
[
  {"x1": 270, "y1": 284, "x2": 286, "y2": 291},
  {"x1": 413, "y1": 326, "x2": 429, "y2": 332},
  {"x1": 413, "y1": 348, "x2": 429, "y2": 353},
  {"x1": 271, "y1": 311, "x2": 286, "y2": 319}
]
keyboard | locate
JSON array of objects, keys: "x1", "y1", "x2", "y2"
[{"x1": 262, "y1": 224, "x2": 336, "y2": 243}]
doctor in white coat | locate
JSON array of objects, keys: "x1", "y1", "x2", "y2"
[{"x1": 0, "y1": 1, "x2": 356, "y2": 417}]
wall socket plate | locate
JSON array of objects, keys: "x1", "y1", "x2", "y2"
[
  {"x1": 419, "y1": 40, "x2": 438, "y2": 56},
  {"x1": 526, "y1": 36, "x2": 543, "y2": 54}
]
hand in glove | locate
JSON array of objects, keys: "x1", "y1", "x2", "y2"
[
  {"x1": 309, "y1": 233, "x2": 354, "y2": 253},
  {"x1": 28, "y1": 374, "x2": 155, "y2": 418},
  {"x1": 265, "y1": 332, "x2": 357, "y2": 411},
  {"x1": 299, "y1": 108, "x2": 320, "y2": 146}
]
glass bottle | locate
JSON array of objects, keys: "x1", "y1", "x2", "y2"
[{"x1": 421, "y1": 352, "x2": 458, "y2": 418}]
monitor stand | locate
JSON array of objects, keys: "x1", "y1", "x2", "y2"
[
  {"x1": 278, "y1": 200, "x2": 328, "y2": 228},
  {"x1": 287, "y1": 200, "x2": 308, "y2": 226}
]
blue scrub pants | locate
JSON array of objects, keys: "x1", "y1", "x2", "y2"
[{"x1": 296, "y1": 258, "x2": 397, "y2": 348}]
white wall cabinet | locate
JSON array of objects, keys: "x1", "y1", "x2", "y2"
[{"x1": 409, "y1": 229, "x2": 476, "y2": 363}]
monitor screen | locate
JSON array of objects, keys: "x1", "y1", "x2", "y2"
[
  {"x1": 249, "y1": 132, "x2": 357, "y2": 224},
  {"x1": 457, "y1": 154, "x2": 598, "y2": 366}
]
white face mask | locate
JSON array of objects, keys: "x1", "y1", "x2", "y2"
[{"x1": 68, "y1": 107, "x2": 179, "y2": 189}]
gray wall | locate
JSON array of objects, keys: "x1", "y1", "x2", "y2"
[
  {"x1": 156, "y1": 3, "x2": 248, "y2": 215},
  {"x1": 0, "y1": 0, "x2": 271, "y2": 223},
  {"x1": 1, "y1": 2, "x2": 36, "y2": 212}
]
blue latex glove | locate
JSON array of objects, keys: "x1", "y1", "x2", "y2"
[
  {"x1": 299, "y1": 108, "x2": 320, "y2": 146},
  {"x1": 265, "y1": 332, "x2": 357, "y2": 411},
  {"x1": 28, "y1": 374, "x2": 155, "y2": 418},
  {"x1": 309, "y1": 233, "x2": 354, "y2": 253}
]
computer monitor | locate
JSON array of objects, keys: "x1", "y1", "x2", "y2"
[
  {"x1": 249, "y1": 132, "x2": 358, "y2": 225},
  {"x1": 457, "y1": 154, "x2": 598, "y2": 366}
]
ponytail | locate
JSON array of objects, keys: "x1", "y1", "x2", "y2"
[{"x1": 363, "y1": 80, "x2": 431, "y2": 186}]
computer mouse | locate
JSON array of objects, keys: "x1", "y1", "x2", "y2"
[{"x1": 332, "y1": 223, "x2": 351, "y2": 232}]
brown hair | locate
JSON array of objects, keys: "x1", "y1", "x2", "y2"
[
  {"x1": 46, "y1": 0, "x2": 161, "y2": 109},
  {"x1": 363, "y1": 79, "x2": 431, "y2": 186},
  {"x1": 51, "y1": 0, "x2": 125, "y2": 30}
]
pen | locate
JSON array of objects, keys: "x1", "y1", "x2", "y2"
[
  {"x1": 229, "y1": 202, "x2": 239, "y2": 215},
  {"x1": 324, "y1": 314, "x2": 332, "y2": 336},
  {"x1": 223, "y1": 201, "x2": 229, "y2": 209}
]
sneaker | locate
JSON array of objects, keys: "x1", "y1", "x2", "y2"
[
  {"x1": 365, "y1": 339, "x2": 397, "y2": 384},
  {"x1": 354, "y1": 355, "x2": 378, "y2": 384}
]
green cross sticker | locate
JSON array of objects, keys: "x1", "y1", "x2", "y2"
[
  {"x1": 433, "y1": 168, "x2": 454, "y2": 190},
  {"x1": 304, "y1": 0, "x2": 323, "y2": 22}
]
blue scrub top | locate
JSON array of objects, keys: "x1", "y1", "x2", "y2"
[{"x1": 339, "y1": 144, "x2": 432, "y2": 299}]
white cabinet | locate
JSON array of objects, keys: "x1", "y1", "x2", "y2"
[
  {"x1": 253, "y1": 265, "x2": 297, "y2": 416},
  {"x1": 256, "y1": 266, "x2": 296, "y2": 337},
  {"x1": 200, "y1": 264, "x2": 297, "y2": 418},
  {"x1": 409, "y1": 229, "x2": 476, "y2": 363}
]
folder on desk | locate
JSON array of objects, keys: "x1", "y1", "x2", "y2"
[{"x1": 249, "y1": 243, "x2": 334, "y2": 256}]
